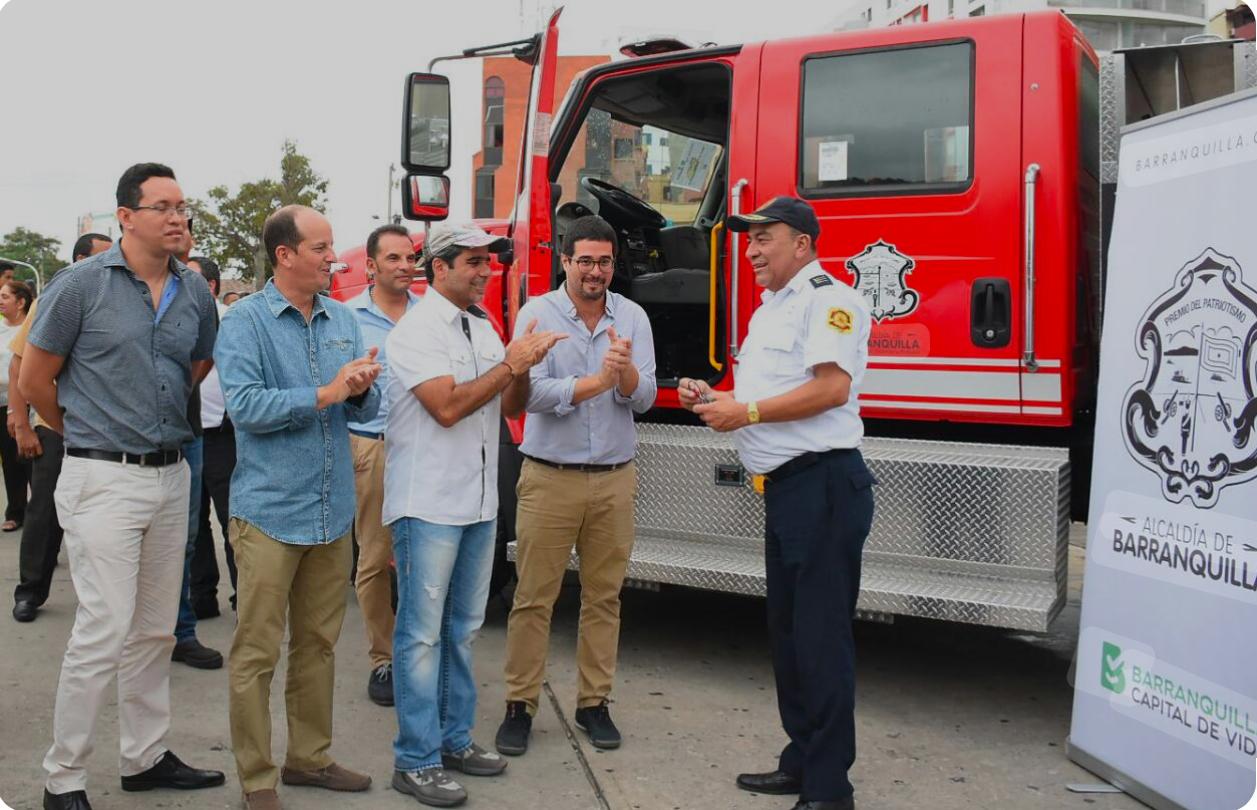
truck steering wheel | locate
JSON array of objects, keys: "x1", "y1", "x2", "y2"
[{"x1": 580, "y1": 177, "x2": 666, "y2": 228}]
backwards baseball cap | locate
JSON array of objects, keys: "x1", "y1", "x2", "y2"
[
  {"x1": 725, "y1": 196, "x2": 820, "y2": 242},
  {"x1": 421, "y1": 222, "x2": 509, "y2": 265}
]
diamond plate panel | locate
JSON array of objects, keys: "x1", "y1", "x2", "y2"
[
  {"x1": 1241, "y1": 43, "x2": 1257, "y2": 92},
  {"x1": 1100, "y1": 53, "x2": 1124, "y2": 185},
  {"x1": 509, "y1": 425, "x2": 1071, "y2": 632}
]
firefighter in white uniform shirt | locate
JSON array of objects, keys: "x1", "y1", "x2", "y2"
[{"x1": 679, "y1": 196, "x2": 875, "y2": 810}]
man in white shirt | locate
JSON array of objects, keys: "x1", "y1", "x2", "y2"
[{"x1": 383, "y1": 223, "x2": 563, "y2": 808}]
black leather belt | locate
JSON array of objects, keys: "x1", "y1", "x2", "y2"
[
  {"x1": 524, "y1": 454, "x2": 630, "y2": 473},
  {"x1": 349, "y1": 428, "x2": 384, "y2": 441},
  {"x1": 764, "y1": 448, "x2": 855, "y2": 486},
  {"x1": 66, "y1": 447, "x2": 185, "y2": 467}
]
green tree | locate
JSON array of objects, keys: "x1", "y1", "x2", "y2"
[
  {"x1": 190, "y1": 140, "x2": 329, "y2": 285},
  {"x1": 0, "y1": 226, "x2": 62, "y2": 289}
]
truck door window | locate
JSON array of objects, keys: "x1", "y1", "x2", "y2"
[
  {"x1": 559, "y1": 110, "x2": 723, "y2": 226},
  {"x1": 800, "y1": 40, "x2": 974, "y2": 196}
]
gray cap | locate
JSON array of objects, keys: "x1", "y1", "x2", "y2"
[{"x1": 422, "y1": 222, "x2": 509, "y2": 265}]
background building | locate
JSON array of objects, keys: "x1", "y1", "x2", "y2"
[
  {"x1": 832, "y1": 0, "x2": 1219, "y2": 51},
  {"x1": 76, "y1": 211, "x2": 118, "y2": 238},
  {"x1": 470, "y1": 54, "x2": 609, "y2": 220},
  {"x1": 1208, "y1": 0, "x2": 1255, "y2": 37}
]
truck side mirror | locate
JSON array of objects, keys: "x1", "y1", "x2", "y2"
[
  {"x1": 402, "y1": 174, "x2": 450, "y2": 222},
  {"x1": 402, "y1": 73, "x2": 451, "y2": 172}
]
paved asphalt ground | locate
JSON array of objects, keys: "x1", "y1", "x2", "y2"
[{"x1": 0, "y1": 511, "x2": 1145, "y2": 810}]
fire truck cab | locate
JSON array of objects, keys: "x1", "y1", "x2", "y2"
[{"x1": 384, "y1": 4, "x2": 1225, "y2": 633}]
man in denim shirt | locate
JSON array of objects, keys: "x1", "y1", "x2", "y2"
[{"x1": 214, "y1": 205, "x2": 381, "y2": 810}]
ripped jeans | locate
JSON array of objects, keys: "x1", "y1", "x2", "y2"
[{"x1": 389, "y1": 516, "x2": 496, "y2": 772}]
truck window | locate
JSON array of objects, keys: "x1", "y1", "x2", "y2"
[
  {"x1": 800, "y1": 40, "x2": 974, "y2": 196},
  {"x1": 558, "y1": 110, "x2": 723, "y2": 226}
]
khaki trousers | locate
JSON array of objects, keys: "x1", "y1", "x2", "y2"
[
  {"x1": 228, "y1": 519, "x2": 351, "y2": 793},
  {"x1": 504, "y1": 459, "x2": 636, "y2": 713},
  {"x1": 43, "y1": 456, "x2": 190, "y2": 794},
  {"x1": 351, "y1": 434, "x2": 393, "y2": 668}
]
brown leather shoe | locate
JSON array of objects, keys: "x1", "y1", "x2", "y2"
[
  {"x1": 280, "y1": 762, "x2": 371, "y2": 792},
  {"x1": 242, "y1": 789, "x2": 281, "y2": 810}
]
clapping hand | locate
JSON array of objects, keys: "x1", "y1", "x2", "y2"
[
  {"x1": 340, "y1": 347, "x2": 382, "y2": 399},
  {"x1": 505, "y1": 319, "x2": 567, "y2": 375},
  {"x1": 599, "y1": 327, "x2": 633, "y2": 386}
]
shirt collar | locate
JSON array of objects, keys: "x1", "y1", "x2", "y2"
[
  {"x1": 761, "y1": 259, "x2": 823, "y2": 304},
  {"x1": 103, "y1": 237, "x2": 189, "y2": 279},
  {"x1": 348, "y1": 285, "x2": 421, "y2": 317},
  {"x1": 560, "y1": 285, "x2": 616, "y2": 320},
  {"x1": 261, "y1": 278, "x2": 329, "y2": 320},
  {"x1": 423, "y1": 286, "x2": 465, "y2": 324}
]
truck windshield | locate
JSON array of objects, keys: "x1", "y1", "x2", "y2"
[{"x1": 556, "y1": 109, "x2": 723, "y2": 226}]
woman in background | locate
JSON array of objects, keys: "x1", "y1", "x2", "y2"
[{"x1": 0, "y1": 279, "x2": 33, "y2": 531}]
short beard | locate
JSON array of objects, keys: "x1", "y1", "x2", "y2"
[{"x1": 572, "y1": 277, "x2": 605, "y2": 301}]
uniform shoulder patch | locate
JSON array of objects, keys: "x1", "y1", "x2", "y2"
[
  {"x1": 827, "y1": 307, "x2": 853, "y2": 334},
  {"x1": 809, "y1": 274, "x2": 834, "y2": 288}
]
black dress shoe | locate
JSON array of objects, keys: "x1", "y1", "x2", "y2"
[
  {"x1": 171, "y1": 638, "x2": 223, "y2": 669},
  {"x1": 791, "y1": 800, "x2": 854, "y2": 810},
  {"x1": 43, "y1": 789, "x2": 92, "y2": 809},
  {"x1": 120, "y1": 750, "x2": 226, "y2": 791},
  {"x1": 13, "y1": 598, "x2": 37, "y2": 623},
  {"x1": 736, "y1": 769, "x2": 802, "y2": 795}
]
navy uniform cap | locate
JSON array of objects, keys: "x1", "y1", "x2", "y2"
[{"x1": 725, "y1": 196, "x2": 820, "y2": 241}]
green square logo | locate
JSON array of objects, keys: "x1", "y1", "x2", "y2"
[{"x1": 1101, "y1": 642, "x2": 1126, "y2": 694}]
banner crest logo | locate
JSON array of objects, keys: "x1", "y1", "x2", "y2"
[{"x1": 1122, "y1": 248, "x2": 1257, "y2": 508}]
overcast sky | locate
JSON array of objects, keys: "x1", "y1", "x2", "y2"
[{"x1": 0, "y1": 0, "x2": 855, "y2": 268}]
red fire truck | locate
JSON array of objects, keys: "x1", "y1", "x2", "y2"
[{"x1": 333, "y1": 10, "x2": 1255, "y2": 632}]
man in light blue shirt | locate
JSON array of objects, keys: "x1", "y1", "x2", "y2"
[
  {"x1": 496, "y1": 215, "x2": 656, "y2": 757},
  {"x1": 214, "y1": 205, "x2": 381, "y2": 810},
  {"x1": 345, "y1": 224, "x2": 421, "y2": 708}
]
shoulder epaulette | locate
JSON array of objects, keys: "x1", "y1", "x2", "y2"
[{"x1": 809, "y1": 274, "x2": 833, "y2": 288}]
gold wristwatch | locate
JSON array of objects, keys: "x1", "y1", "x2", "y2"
[{"x1": 747, "y1": 401, "x2": 761, "y2": 424}]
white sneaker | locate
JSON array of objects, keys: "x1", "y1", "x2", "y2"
[{"x1": 392, "y1": 767, "x2": 467, "y2": 807}]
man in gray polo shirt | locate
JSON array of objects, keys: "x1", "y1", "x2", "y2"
[{"x1": 21, "y1": 163, "x2": 225, "y2": 810}]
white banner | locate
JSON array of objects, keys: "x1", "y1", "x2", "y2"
[{"x1": 1069, "y1": 89, "x2": 1257, "y2": 810}]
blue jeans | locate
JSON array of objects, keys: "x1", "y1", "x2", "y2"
[
  {"x1": 174, "y1": 436, "x2": 204, "y2": 644},
  {"x1": 390, "y1": 516, "x2": 496, "y2": 771}
]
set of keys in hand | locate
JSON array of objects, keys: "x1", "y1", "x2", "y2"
[{"x1": 687, "y1": 379, "x2": 715, "y2": 404}]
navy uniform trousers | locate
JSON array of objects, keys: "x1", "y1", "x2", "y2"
[{"x1": 763, "y1": 447, "x2": 875, "y2": 802}]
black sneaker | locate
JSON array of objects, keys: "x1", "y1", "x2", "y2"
[
  {"x1": 494, "y1": 701, "x2": 532, "y2": 756},
  {"x1": 171, "y1": 639, "x2": 223, "y2": 670},
  {"x1": 368, "y1": 663, "x2": 394, "y2": 707},
  {"x1": 574, "y1": 701, "x2": 621, "y2": 749}
]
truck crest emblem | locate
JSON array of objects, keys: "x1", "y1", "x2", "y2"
[
  {"x1": 844, "y1": 240, "x2": 919, "y2": 322},
  {"x1": 1122, "y1": 248, "x2": 1257, "y2": 508}
]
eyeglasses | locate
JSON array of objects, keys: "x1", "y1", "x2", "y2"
[
  {"x1": 571, "y1": 256, "x2": 614, "y2": 271},
  {"x1": 129, "y1": 204, "x2": 192, "y2": 220}
]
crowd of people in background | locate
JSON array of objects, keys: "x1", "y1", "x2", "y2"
[{"x1": 6, "y1": 160, "x2": 873, "y2": 810}]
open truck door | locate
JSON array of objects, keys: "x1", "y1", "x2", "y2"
[{"x1": 506, "y1": 7, "x2": 563, "y2": 332}]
